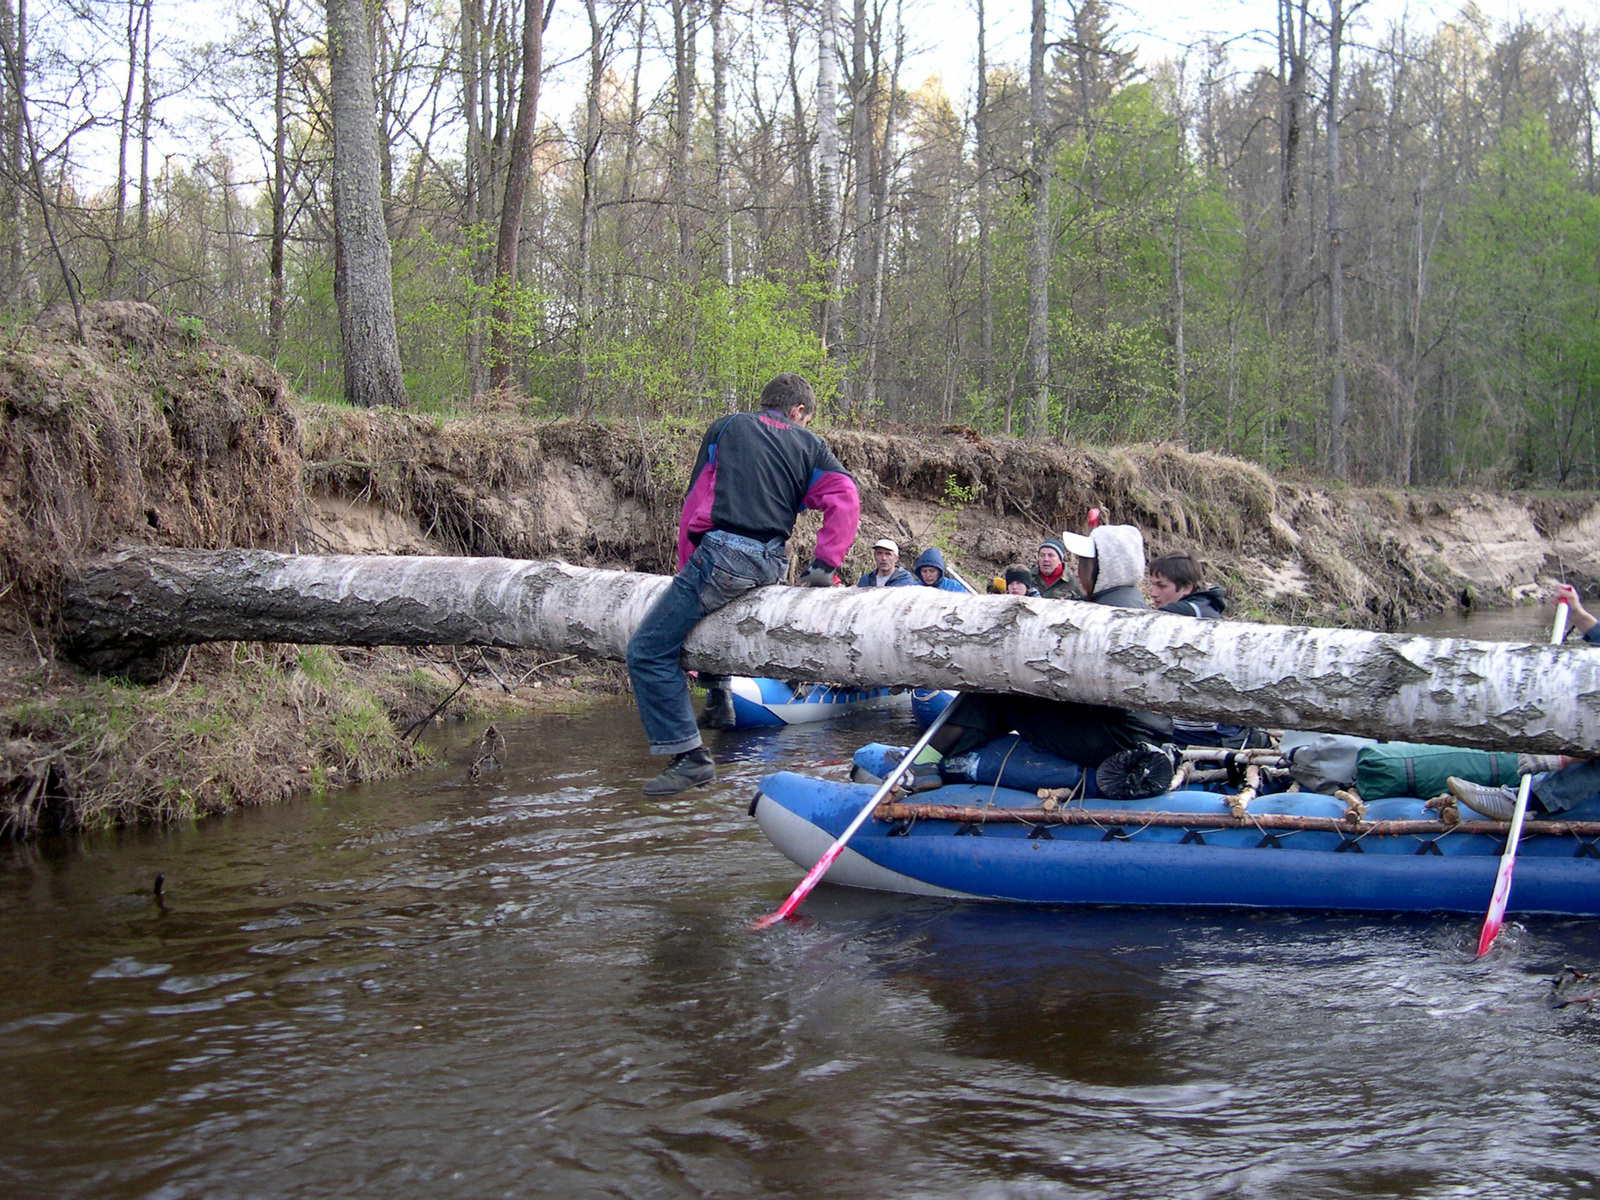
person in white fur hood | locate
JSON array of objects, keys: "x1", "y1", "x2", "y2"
[
  {"x1": 909, "y1": 522, "x2": 1178, "y2": 798},
  {"x1": 1059, "y1": 523, "x2": 1148, "y2": 608}
]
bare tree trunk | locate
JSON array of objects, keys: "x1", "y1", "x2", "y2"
[
  {"x1": 0, "y1": 5, "x2": 78, "y2": 337},
  {"x1": 671, "y1": 0, "x2": 697, "y2": 262},
  {"x1": 268, "y1": 0, "x2": 288, "y2": 359},
  {"x1": 1278, "y1": 0, "x2": 1308, "y2": 318},
  {"x1": 0, "y1": 0, "x2": 35, "y2": 307},
  {"x1": 976, "y1": 0, "x2": 994, "y2": 427},
  {"x1": 107, "y1": 0, "x2": 148, "y2": 293},
  {"x1": 489, "y1": 0, "x2": 548, "y2": 392},
  {"x1": 326, "y1": 0, "x2": 407, "y2": 406},
  {"x1": 134, "y1": 0, "x2": 150, "y2": 300},
  {"x1": 1171, "y1": 66, "x2": 1188, "y2": 437},
  {"x1": 819, "y1": 0, "x2": 844, "y2": 356},
  {"x1": 613, "y1": 0, "x2": 647, "y2": 335},
  {"x1": 577, "y1": 0, "x2": 604, "y2": 408},
  {"x1": 782, "y1": 5, "x2": 814, "y2": 244},
  {"x1": 817, "y1": 0, "x2": 842, "y2": 355},
  {"x1": 460, "y1": 0, "x2": 486, "y2": 394},
  {"x1": 850, "y1": 0, "x2": 870, "y2": 379},
  {"x1": 712, "y1": 0, "x2": 732, "y2": 290},
  {"x1": 861, "y1": 0, "x2": 901, "y2": 409},
  {"x1": 1025, "y1": 0, "x2": 1050, "y2": 439},
  {"x1": 61, "y1": 548, "x2": 1600, "y2": 757},
  {"x1": 1326, "y1": 0, "x2": 1348, "y2": 480}
]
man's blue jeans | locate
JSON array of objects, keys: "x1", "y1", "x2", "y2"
[
  {"x1": 1533, "y1": 760, "x2": 1600, "y2": 813},
  {"x1": 626, "y1": 530, "x2": 789, "y2": 756}
]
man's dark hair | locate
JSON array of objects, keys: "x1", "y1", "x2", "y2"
[
  {"x1": 1150, "y1": 552, "x2": 1202, "y2": 592},
  {"x1": 759, "y1": 373, "x2": 816, "y2": 415}
]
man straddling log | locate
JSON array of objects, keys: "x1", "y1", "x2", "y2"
[{"x1": 625, "y1": 374, "x2": 860, "y2": 796}]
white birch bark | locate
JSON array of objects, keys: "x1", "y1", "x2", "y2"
[
  {"x1": 61, "y1": 549, "x2": 1600, "y2": 757},
  {"x1": 326, "y1": 0, "x2": 407, "y2": 407}
]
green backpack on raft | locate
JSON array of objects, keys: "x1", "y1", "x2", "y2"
[{"x1": 1354, "y1": 742, "x2": 1519, "y2": 801}]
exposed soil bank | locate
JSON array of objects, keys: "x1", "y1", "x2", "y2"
[{"x1": 3, "y1": 303, "x2": 1597, "y2": 835}]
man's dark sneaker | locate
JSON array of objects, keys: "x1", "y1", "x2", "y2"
[
  {"x1": 642, "y1": 747, "x2": 717, "y2": 796},
  {"x1": 697, "y1": 688, "x2": 737, "y2": 730}
]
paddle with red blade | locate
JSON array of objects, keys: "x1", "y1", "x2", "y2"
[
  {"x1": 1476, "y1": 597, "x2": 1570, "y2": 956},
  {"x1": 753, "y1": 695, "x2": 964, "y2": 930}
]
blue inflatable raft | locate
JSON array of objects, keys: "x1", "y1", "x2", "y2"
[
  {"x1": 723, "y1": 677, "x2": 911, "y2": 728},
  {"x1": 751, "y1": 768, "x2": 1600, "y2": 916}
]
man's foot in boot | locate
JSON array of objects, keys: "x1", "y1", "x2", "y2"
[
  {"x1": 642, "y1": 747, "x2": 716, "y2": 796},
  {"x1": 697, "y1": 688, "x2": 737, "y2": 730}
]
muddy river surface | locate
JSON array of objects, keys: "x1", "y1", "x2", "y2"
[{"x1": 5, "y1": 618, "x2": 1600, "y2": 1198}]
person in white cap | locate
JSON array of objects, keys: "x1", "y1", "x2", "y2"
[
  {"x1": 1059, "y1": 524, "x2": 1149, "y2": 607},
  {"x1": 856, "y1": 537, "x2": 916, "y2": 587},
  {"x1": 908, "y1": 522, "x2": 1178, "y2": 799}
]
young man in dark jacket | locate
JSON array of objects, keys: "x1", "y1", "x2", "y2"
[
  {"x1": 1148, "y1": 552, "x2": 1227, "y2": 618},
  {"x1": 1144, "y1": 550, "x2": 1254, "y2": 747},
  {"x1": 626, "y1": 374, "x2": 860, "y2": 795}
]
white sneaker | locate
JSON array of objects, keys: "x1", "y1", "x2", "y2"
[{"x1": 1447, "y1": 776, "x2": 1517, "y2": 821}]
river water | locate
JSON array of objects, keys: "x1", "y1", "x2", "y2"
[{"x1": 5, "y1": 616, "x2": 1600, "y2": 1198}]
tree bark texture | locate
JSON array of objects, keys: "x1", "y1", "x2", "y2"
[
  {"x1": 60, "y1": 549, "x2": 1600, "y2": 757},
  {"x1": 975, "y1": 0, "x2": 994, "y2": 423},
  {"x1": 816, "y1": 0, "x2": 841, "y2": 354},
  {"x1": 1325, "y1": 0, "x2": 1349, "y2": 480},
  {"x1": 489, "y1": 0, "x2": 546, "y2": 390},
  {"x1": 326, "y1": 0, "x2": 407, "y2": 407},
  {"x1": 1025, "y1": 0, "x2": 1050, "y2": 439}
]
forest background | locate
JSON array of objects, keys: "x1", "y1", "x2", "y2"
[{"x1": 1, "y1": 0, "x2": 1597, "y2": 488}]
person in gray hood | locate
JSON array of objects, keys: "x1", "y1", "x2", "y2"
[
  {"x1": 911, "y1": 522, "x2": 1176, "y2": 798},
  {"x1": 1059, "y1": 524, "x2": 1147, "y2": 607}
]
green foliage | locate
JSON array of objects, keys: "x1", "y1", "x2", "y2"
[
  {"x1": 43, "y1": 1, "x2": 1600, "y2": 486},
  {"x1": 1440, "y1": 118, "x2": 1600, "y2": 483},
  {"x1": 941, "y1": 474, "x2": 978, "y2": 506},
  {"x1": 586, "y1": 274, "x2": 839, "y2": 415}
]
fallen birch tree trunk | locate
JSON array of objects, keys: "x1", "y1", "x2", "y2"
[{"x1": 59, "y1": 548, "x2": 1600, "y2": 756}]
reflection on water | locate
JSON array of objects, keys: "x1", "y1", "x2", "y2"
[{"x1": 2, "y1": 679, "x2": 1598, "y2": 1198}]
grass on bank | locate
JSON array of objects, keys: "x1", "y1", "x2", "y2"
[{"x1": 0, "y1": 643, "x2": 456, "y2": 838}]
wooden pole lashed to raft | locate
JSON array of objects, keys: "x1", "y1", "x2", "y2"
[
  {"x1": 58, "y1": 548, "x2": 1600, "y2": 757},
  {"x1": 871, "y1": 802, "x2": 1600, "y2": 840}
]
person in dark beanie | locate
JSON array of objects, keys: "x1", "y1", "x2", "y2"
[
  {"x1": 1031, "y1": 537, "x2": 1079, "y2": 598},
  {"x1": 626, "y1": 374, "x2": 860, "y2": 795}
]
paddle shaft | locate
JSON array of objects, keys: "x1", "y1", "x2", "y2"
[
  {"x1": 753, "y1": 694, "x2": 965, "y2": 929},
  {"x1": 1476, "y1": 599, "x2": 1570, "y2": 956}
]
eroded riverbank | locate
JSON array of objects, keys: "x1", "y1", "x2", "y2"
[{"x1": 3, "y1": 302, "x2": 1599, "y2": 834}]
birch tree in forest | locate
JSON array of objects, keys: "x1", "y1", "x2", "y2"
[{"x1": 325, "y1": 0, "x2": 406, "y2": 407}]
